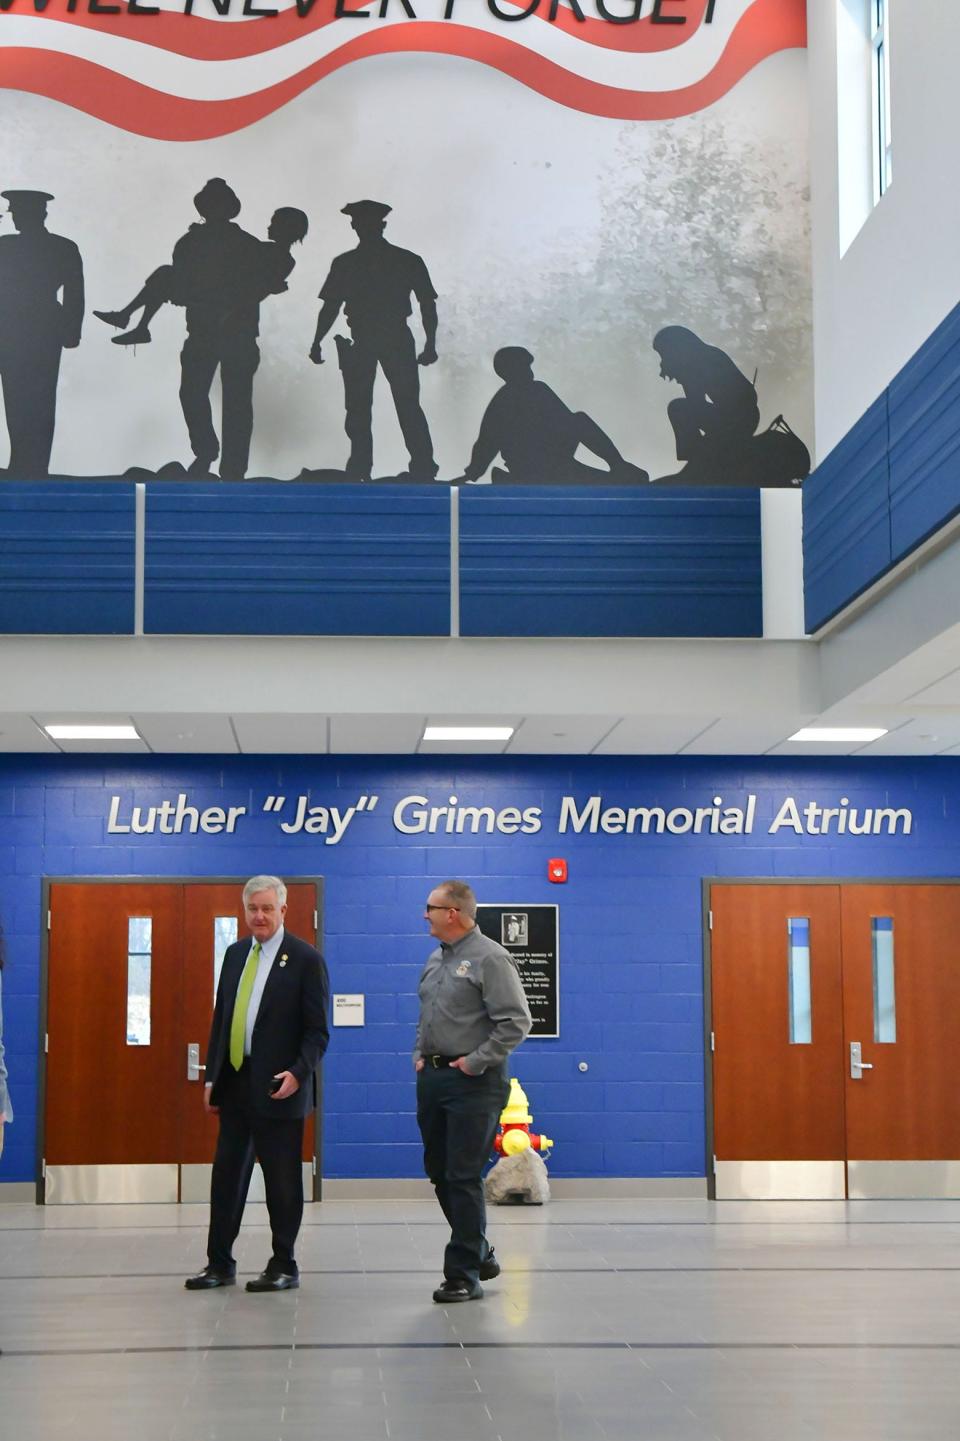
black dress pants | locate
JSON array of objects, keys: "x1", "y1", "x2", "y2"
[
  {"x1": 416, "y1": 1063, "x2": 510, "y2": 1285},
  {"x1": 207, "y1": 1063, "x2": 304, "y2": 1275}
]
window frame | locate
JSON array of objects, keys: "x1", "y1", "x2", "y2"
[{"x1": 870, "y1": 0, "x2": 893, "y2": 203}]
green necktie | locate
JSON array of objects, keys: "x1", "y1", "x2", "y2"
[{"x1": 229, "y1": 941, "x2": 261, "y2": 1071}]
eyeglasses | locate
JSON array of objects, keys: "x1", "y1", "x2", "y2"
[{"x1": 425, "y1": 904, "x2": 460, "y2": 912}]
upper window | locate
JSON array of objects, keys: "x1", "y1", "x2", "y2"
[
  {"x1": 837, "y1": 0, "x2": 893, "y2": 252},
  {"x1": 871, "y1": 0, "x2": 893, "y2": 202}
]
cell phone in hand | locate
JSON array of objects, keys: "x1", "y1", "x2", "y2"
[{"x1": 269, "y1": 1076, "x2": 284, "y2": 1095}]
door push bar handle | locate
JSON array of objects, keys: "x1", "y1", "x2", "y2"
[
  {"x1": 850, "y1": 1041, "x2": 873, "y2": 1079},
  {"x1": 187, "y1": 1042, "x2": 206, "y2": 1082}
]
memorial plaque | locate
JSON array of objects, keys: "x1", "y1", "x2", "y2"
[{"x1": 476, "y1": 904, "x2": 559, "y2": 1039}]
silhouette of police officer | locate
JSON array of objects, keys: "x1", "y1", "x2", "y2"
[
  {"x1": 459, "y1": 347, "x2": 647, "y2": 485},
  {"x1": 653, "y1": 326, "x2": 760, "y2": 479},
  {"x1": 0, "y1": 190, "x2": 84, "y2": 478},
  {"x1": 310, "y1": 201, "x2": 438, "y2": 481}
]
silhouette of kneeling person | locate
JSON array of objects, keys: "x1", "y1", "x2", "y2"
[
  {"x1": 0, "y1": 189, "x2": 84, "y2": 478},
  {"x1": 653, "y1": 325, "x2": 760, "y2": 478},
  {"x1": 459, "y1": 347, "x2": 647, "y2": 485},
  {"x1": 95, "y1": 179, "x2": 307, "y2": 479}
]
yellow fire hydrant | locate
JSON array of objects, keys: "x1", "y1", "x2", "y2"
[{"x1": 493, "y1": 1078, "x2": 553, "y2": 1157}]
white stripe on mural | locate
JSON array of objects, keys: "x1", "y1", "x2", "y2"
[{"x1": 0, "y1": 1, "x2": 758, "y2": 103}]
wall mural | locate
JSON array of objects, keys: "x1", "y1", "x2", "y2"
[{"x1": 0, "y1": 0, "x2": 811, "y2": 487}]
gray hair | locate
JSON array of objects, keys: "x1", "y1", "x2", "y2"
[
  {"x1": 243, "y1": 874, "x2": 287, "y2": 906},
  {"x1": 436, "y1": 879, "x2": 477, "y2": 920}
]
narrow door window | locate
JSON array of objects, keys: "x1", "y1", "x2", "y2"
[
  {"x1": 871, "y1": 916, "x2": 896, "y2": 1043},
  {"x1": 126, "y1": 917, "x2": 153, "y2": 1046},
  {"x1": 213, "y1": 916, "x2": 239, "y2": 1000},
  {"x1": 787, "y1": 918, "x2": 812, "y2": 1044}
]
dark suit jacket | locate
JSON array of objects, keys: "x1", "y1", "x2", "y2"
[{"x1": 206, "y1": 930, "x2": 329, "y2": 1120}]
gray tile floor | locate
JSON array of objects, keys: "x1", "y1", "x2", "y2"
[{"x1": 1, "y1": 1197, "x2": 959, "y2": 1439}]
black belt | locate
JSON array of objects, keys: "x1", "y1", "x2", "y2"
[{"x1": 423, "y1": 1054, "x2": 460, "y2": 1068}]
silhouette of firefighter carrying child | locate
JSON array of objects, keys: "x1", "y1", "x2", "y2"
[
  {"x1": 652, "y1": 325, "x2": 810, "y2": 488},
  {"x1": 456, "y1": 346, "x2": 648, "y2": 485},
  {"x1": 94, "y1": 179, "x2": 308, "y2": 478}
]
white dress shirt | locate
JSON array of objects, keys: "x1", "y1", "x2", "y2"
[{"x1": 244, "y1": 926, "x2": 285, "y2": 1057}]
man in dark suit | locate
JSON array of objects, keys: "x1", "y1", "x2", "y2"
[{"x1": 185, "y1": 875, "x2": 329, "y2": 1293}]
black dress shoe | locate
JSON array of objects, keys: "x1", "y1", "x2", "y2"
[
  {"x1": 479, "y1": 1251, "x2": 500, "y2": 1281},
  {"x1": 432, "y1": 1278, "x2": 483, "y2": 1303},
  {"x1": 246, "y1": 1270, "x2": 300, "y2": 1292},
  {"x1": 185, "y1": 1267, "x2": 236, "y2": 1290}
]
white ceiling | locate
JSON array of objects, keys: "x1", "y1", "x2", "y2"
[{"x1": 11, "y1": 700, "x2": 960, "y2": 759}]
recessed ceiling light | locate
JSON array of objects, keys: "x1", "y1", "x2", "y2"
[
  {"x1": 423, "y1": 726, "x2": 514, "y2": 741},
  {"x1": 788, "y1": 727, "x2": 888, "y2": 743},
  {"x1": 45, "y1": 724, "x2": 141, "y2": 741}
]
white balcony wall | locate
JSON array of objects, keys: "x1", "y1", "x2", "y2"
[{"x1": 808, "y1": 0, "x2": 960, "y2": 457}]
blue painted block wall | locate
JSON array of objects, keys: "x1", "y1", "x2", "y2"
[{"x1": 0, "y1": 754, "x2": 955, "y2": 1186}]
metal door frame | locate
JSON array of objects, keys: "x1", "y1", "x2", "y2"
[
  {"x1": 37, "y1": 874, "x2": 325, "y2": 1205},
  {"x1": 701, "y1": 876, "x2": 960, "y2": 1200}
]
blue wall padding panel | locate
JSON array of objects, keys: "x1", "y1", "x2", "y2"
[
  {"x1": 0, "y1": 753, "x2": 953, "y2": 1186},
  {"x1": 803, "y1": 395, "x2": 891, "y2": 632},
  {"x1": 804, "y1": 299, "x2": 960, "y2": 632},
  {"x1": 459, "y1": 488, "x2": 762, "y2": 637},
  {"x1": 0, "y1": 483, "x2": 135, "y2": 634},
  {"x1": 889, "y1": 302, "x2": 960, "y2": 561},
  {"x1": 144, "y1": 484, "x2": 450, "y2": 636}
]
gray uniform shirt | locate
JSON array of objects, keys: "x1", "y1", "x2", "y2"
[{"x1": 415, "y1": 926, "x2": 532, "y2": 1075}]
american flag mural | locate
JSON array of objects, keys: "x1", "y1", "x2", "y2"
[
  {"x1": 0, "y1": 0, "x2": 811, "y2": 486},
  {"x1": 0, "y1": 0, "x2": 805, "y2": 140}
]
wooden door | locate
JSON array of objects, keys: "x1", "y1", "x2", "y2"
[
  {"x1": 46, "y1": 883, "x2": 185, "y2": 1166},
  {"x1": 710, "y1": 884, "x2": 847, "y2": 1197},
  {"x1": 841, "y1": 885, "x2": 960, "y2": 1162},
  {"x1": 180, "y1": 883, "x2": 318, "y2": 1166},
  {"x1": 711, "y1": 881, "x2": 960, "y2": 1199},
  {"x1": 45, "y1": 879, "x2": 321, "y2": 1201}
]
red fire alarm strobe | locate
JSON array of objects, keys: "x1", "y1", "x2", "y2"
[{"x1": 548, "y1": 858, "x2": 567, "y2": 883}]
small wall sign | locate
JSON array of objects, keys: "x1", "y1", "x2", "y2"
[{"x1": 333, "y1": 994, "x2": 365, "y2": 1027}]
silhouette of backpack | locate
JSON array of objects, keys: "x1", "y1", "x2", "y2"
[{"x1": 750, "y1": 414, "x2": 811, "y2": 487}]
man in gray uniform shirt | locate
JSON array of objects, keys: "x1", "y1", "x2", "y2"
[{"x1": 415, "y1": 879, "x2": 532, "y2": 1303}]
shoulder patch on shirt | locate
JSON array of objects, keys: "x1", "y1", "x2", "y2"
[{"x1": 455, "y1": 960, "x2": 472, "y2": 977}]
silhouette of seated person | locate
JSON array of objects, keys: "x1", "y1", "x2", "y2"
[
  {"x1": 459, "y1": 347, "x2": 647, "y2": 485},
  {"x1": 653, "y1": 325, "x2": 760, "y2": 480},
  {"x1": 95, "y1": 202, "x2": 308, "y2": 346}
]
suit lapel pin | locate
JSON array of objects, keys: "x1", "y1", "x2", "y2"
[{"x1": 280, "y1": 955, "x2": 288, "y2": 967}]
